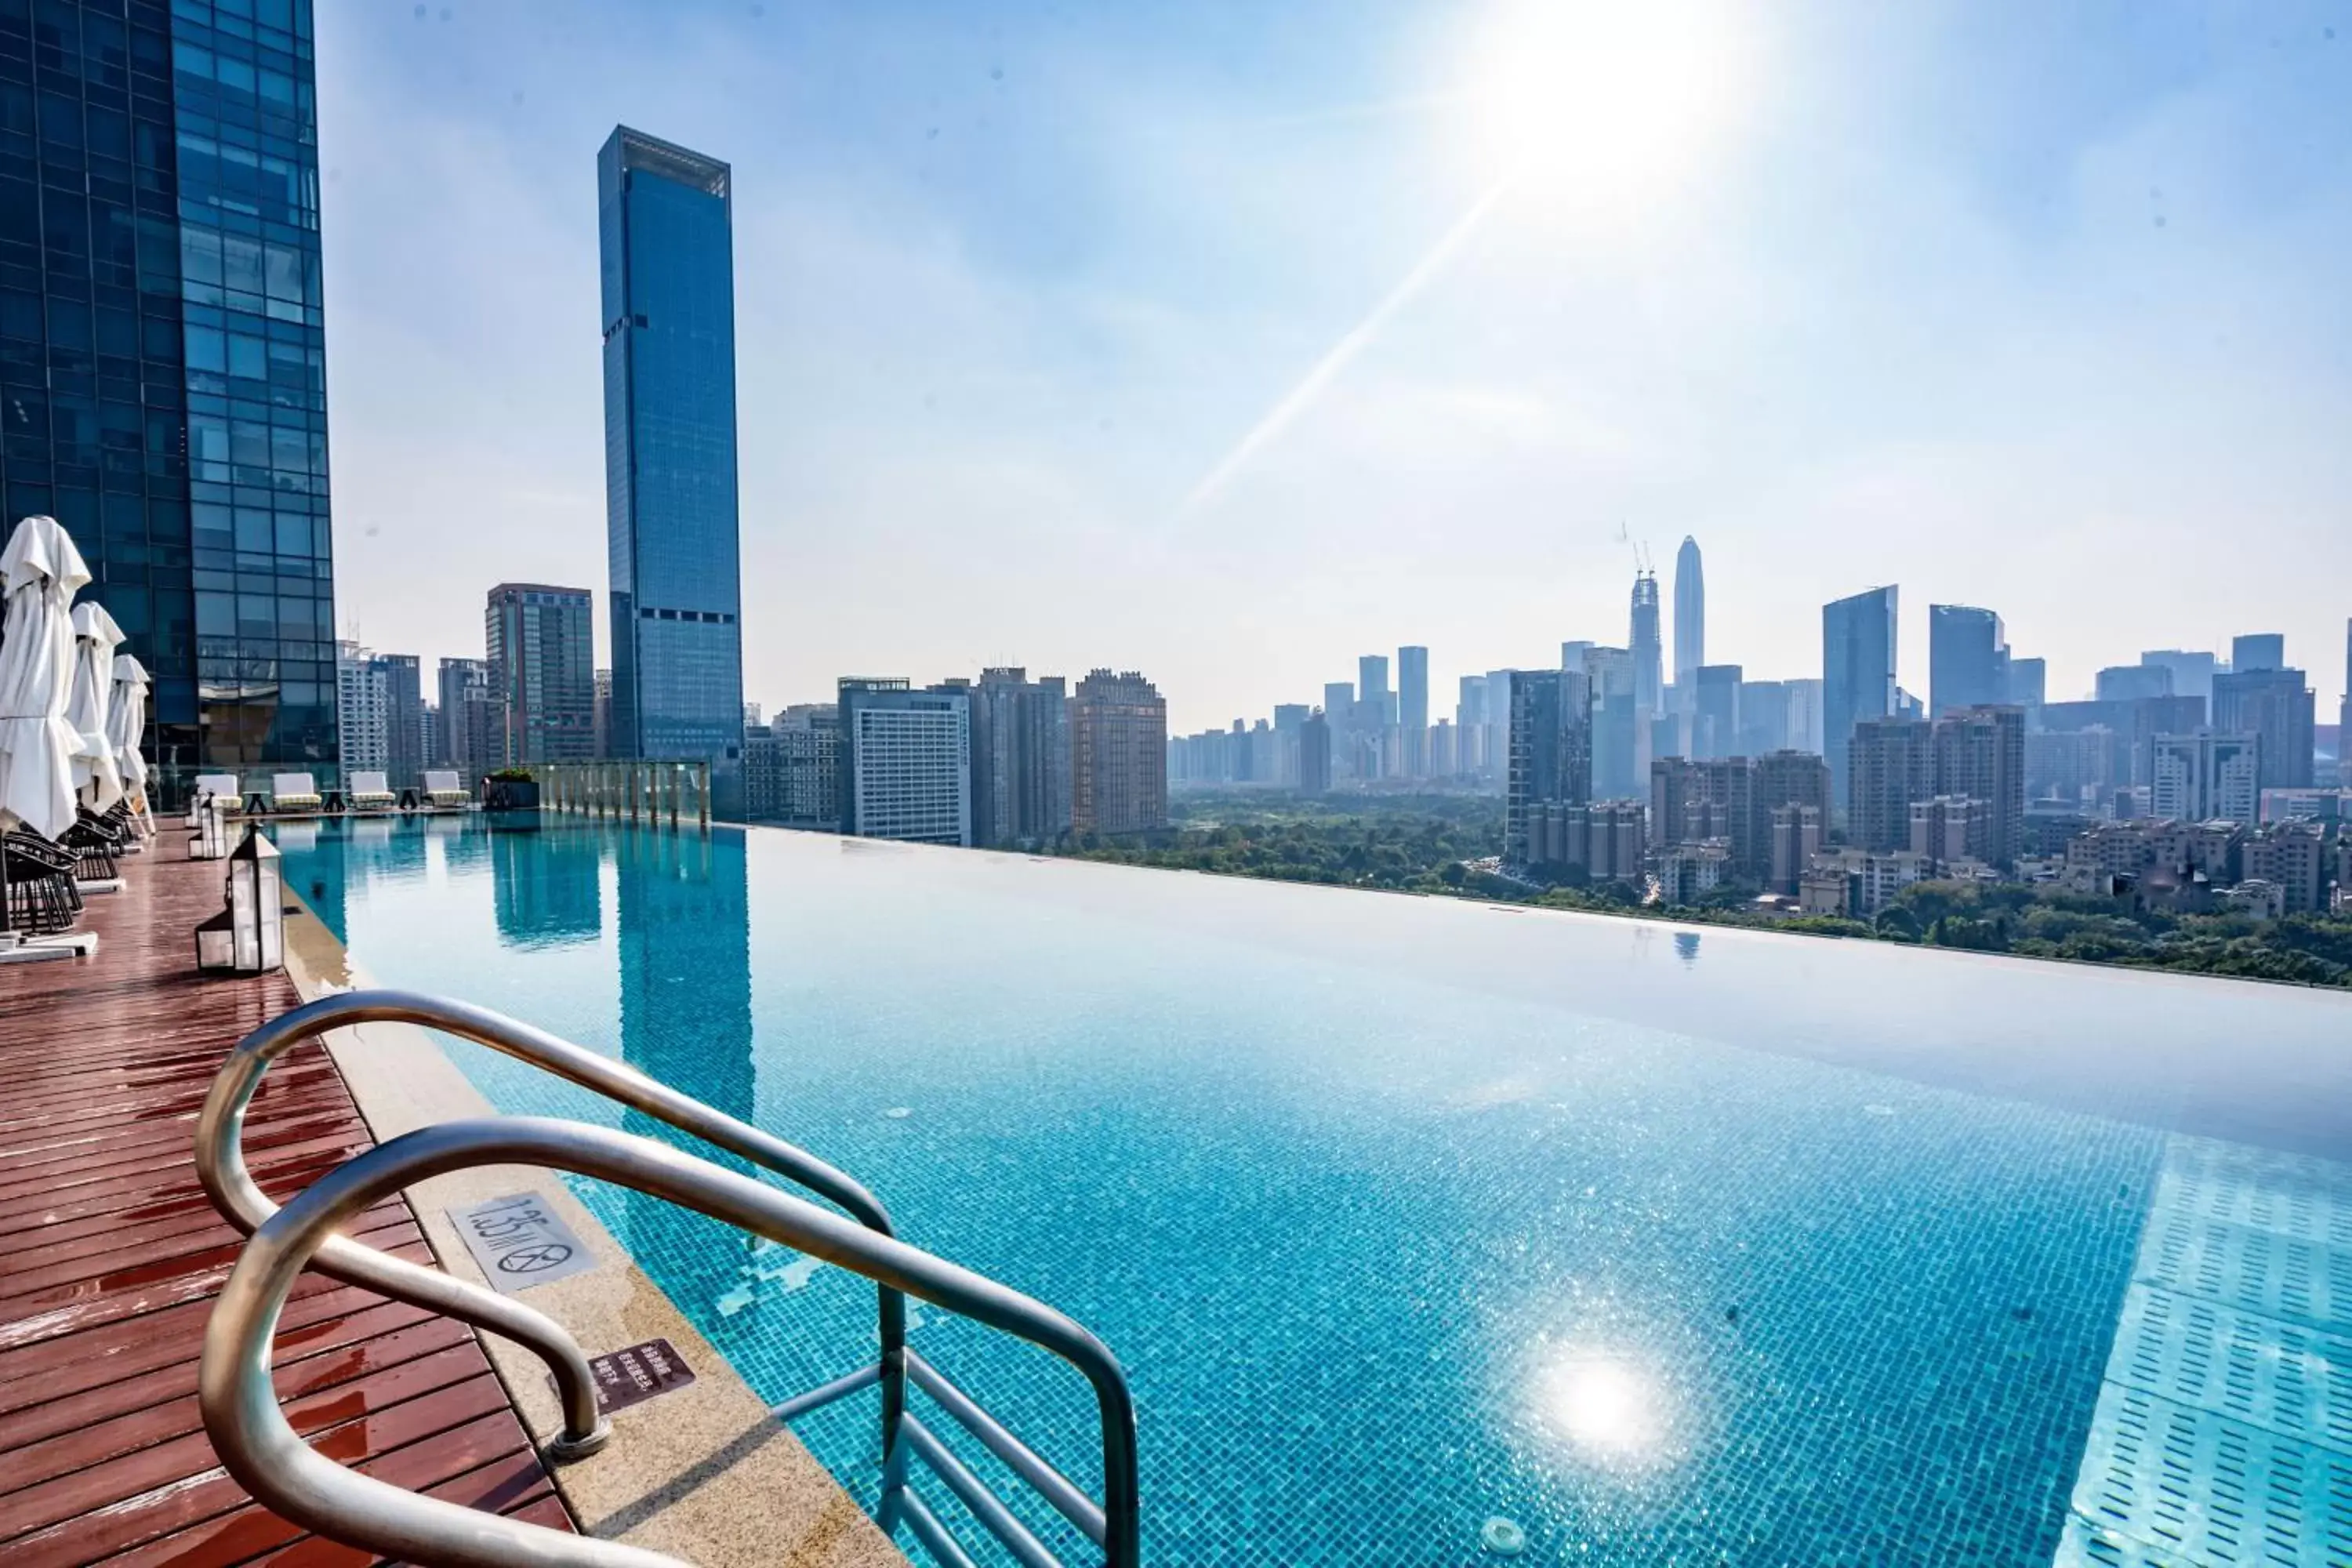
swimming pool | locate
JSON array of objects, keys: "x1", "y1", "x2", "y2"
[{"x1": 269, "y1": 813, "x2": 2352, "y2": 1567}]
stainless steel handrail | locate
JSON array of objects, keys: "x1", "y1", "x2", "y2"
[
  {"x1": 199, "y1": 1116, "x2": 1142, "y2": 1568},
  {"x1": 194, "y1": 989, "x2": 906, "y2": 1463}
]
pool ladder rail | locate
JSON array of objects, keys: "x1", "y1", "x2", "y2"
[{"x1": 194, "y1": 989, "x2": 1140, "y2": 1568}]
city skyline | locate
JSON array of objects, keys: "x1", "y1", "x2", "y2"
[{"x1": 315, "y1": 3, "x2": 2352, "y2": 736}]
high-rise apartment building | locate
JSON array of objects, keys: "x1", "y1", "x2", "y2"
[
  {"x1": 2, "y1": 1, "x2": 338, "y2": 789},
  {"x1": 2149, "y1": 731, "x2": 2260, "y2": 825},
  {"x1": 967, "y1": 667, "x2": 1070, "y2": 848},
  {"x1": 1930, "y1": 706, "x2": 2026, "y2": 867},
  {"x1": 1631, "y1": 571, "x2": 1664, "y2": 719},
  {"x1": 1505, "y1": 670, "x2": 1592, "y2": 866},
  {"x1": 1847, "y1": 717, "x2": 1935, "y2": 852},
  {"x1": 1071, "y1": 670, "x2": 1167, "y2": 837},
  {"x1": 745, "y1": 703, "x2": 840, "y2": 826},
  {"x1": 1929, "y1": 604, "x2": 2008, "y2": 717},
  {"x1": 1673, "y1": 536, "x2": 1704, "y2": 688},
  {"x1": 837, "y1": 678, "x2": 969, "y2": 844},
  {"x1": 599, "y1": 126, "x2": 745, "y2": 809},
  {"x1": 1823, "y1": 586, "x2": 1899, "y2": 817},
  {"x1": 335, "y1": 642, "x2": 387, "y2": 775},
  {"x1": 1397, "y1": 645, "x2": 1428, "y2": 778},
  {"x1": 485, "y1": 583, "x2": 595, "y2": 764},
  {"x1": 435, "y1": 657, "x2": 499, "y2": 772},
  {"x1": 330, "y1": 644, "x2": 421, "y2": 786},
  {"x1": 2212, "y1": 666, "x2": 2316, "y2": 790}
]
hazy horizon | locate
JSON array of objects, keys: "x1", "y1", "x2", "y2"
[{"x1": 319, "y1": 1, "x2": 2352, "y2": 731}]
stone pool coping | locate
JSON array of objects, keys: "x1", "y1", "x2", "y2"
[{"x1": 281, "y1": 896, "x2": 907, "y2": 1568}]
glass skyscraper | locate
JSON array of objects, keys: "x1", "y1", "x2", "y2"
[
  {"x1": 1, "y1": 0, "x2": 336, "y2": 795},
  {"x1": 597, "y1": 125, "x2": 744, "y2": 813},
  {"x1": 1823, "y1": 584, "x2": 1899, "y2": 818}
]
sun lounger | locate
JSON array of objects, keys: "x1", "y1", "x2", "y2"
[
  {"x1": 192, "y1": 773, "x2": 242, "y2": 816},
  {"x1": 422, "y1": 769, "x2": 472, "y2": 808},
  {"x1": 270, "y1": 772, "x2": 322, "y2": 813},
  {"x1": 348, "y1": 771, "x2": 396, "y2": 811}
]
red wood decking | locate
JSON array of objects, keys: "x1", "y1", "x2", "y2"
[{"x1": 0, "y1": 830, "x2": 575, "y2": 1565}]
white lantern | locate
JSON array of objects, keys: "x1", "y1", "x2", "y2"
[
  {"x1": 189, "y1": 793, "x2": 229, "y2": 860},
  {"x1": 195, "y1": 826, "x2": 284, "y2": 973}
]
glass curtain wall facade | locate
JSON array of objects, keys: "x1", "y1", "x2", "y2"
[
  {"x1": 1823, "y1": 585, "x2": 1898, "y2": 821},
  {"x1": 598, "y1": 125, "x2": 743, "y2": 813},
  {"x1": 0, "y1": 0, "x2": 334, "y2": 797}
]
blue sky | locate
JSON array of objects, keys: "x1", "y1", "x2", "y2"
[{"x1": 318, "y1": 1, "x2": 2352, "y2": 730}]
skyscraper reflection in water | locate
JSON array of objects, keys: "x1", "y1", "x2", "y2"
[
  {"x1": 614, "y1": 825, "x2": 759, "y2": 1319},
  {"x1": 489, "y1": 818, "x2": 603, "y2": 949}
]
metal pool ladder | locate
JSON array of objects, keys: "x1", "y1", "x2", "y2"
[{"x1": 194, "y1": 989, "x2": 1140, "y2": 1568}]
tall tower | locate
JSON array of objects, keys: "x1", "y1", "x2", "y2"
[
  {"x1": 599, "y1": 126, "x2": 746, "y2": 813},
  {"x1": 1823, "y1": 585, "x2": 1899, "y2": 818},
  {"x1": 1396, "y1": 646, "x2": 1429, "y2": 778},
  {"x1": 1673, "y1": 537, "x2": 1705, "y2": 690},
  {"x1": 1630, "y1": 572, "x2": 1664, "y2": 717}
]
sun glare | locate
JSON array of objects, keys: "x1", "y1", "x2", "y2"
[
  {"x1": 1461, "y1": 0, "x2": 1747, "y2": 215},
  {"x1": 1532, "y1": 1350, "x2": 1677, "y2": 1470}
]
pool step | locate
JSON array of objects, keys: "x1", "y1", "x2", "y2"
[{"x1": 2054, "y1": 1135, "x2": 2352, "y2": 1568}]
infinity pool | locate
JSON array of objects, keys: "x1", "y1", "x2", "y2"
[{"x1": 269, "y1": 812, "x2": 2352, "y2": 1567}]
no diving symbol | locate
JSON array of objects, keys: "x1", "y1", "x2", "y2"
[
  {"x1": 498, "y1": 1241, "x2": 576, "y2": 1275},
  {"x1": 448, "y1": 1192, "x2": 597, "y2": 1293}
]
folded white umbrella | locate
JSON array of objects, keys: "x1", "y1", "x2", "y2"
[
  {"x1": 67, "y1": 600, "x2": 125, "y2": 812},
  {"x1": 0, "y1": 515, "x2": 91, "y2": 840},
  {"x1": 108, "y1": 652, "x2": 149, "y2": 797}
]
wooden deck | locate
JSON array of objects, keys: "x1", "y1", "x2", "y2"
[{"x1": 0, "y1": 830, "x2": 575, "y2": 1565}]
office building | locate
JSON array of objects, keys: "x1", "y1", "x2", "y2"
[
  {"x1": 1823, "y1": 586, "x2": 1898, "y2": 817},
  {"x1": 2212, "y1": 666, "x2": 2316, "y2": 790},
  {"x1": 1301, "y1": 710, "x2": 1332, "y2": 795},
  {"x1": 837, "y1": 678, "x2": 969, "y2": 844},
  {"x1": 2005, "y1": 657, "x2": 2047, "y2": 707},
  {"x1": 1584, "y1": 647, "x2": 1641, "y2": 799},
  {"x1": 2097, "y1": 665, "x2": 2172, "y2": 703},
  {"x1": 2149, "y1": 731, "x2": 2261, "y2": 825},
  {"x1": 1505, "y1": 670, "x2": 1592, "y2": 866},
  {"x1": 2232, "y1": 633, "x2": 2286, "y2": 674},
  {"x1": 1737, "y1": 679, "x2": 1790, "y2": 757},
  {"x1": 486, "y1": 583, "x2": 596, "y2": 764},
  {"x1": 967, "y1": 668, "x2": 1070, "y2": 848},
  {"x1": 1673, "y1": 536, "x2": 1704, "y2": 688},
  {"x1": 1395, "y1": 645, "x2": 1428, "y2": 776},
  {"x1": 1932, "y1": 706, "x2": 2026, "y2": 867},
  {"x1": 1358, "y1": 655, "x2": 1392, "y2": 725},
  {"x1": 1929, "y1": 604, "x2": 2008, "y2": 717},
  {"x1": 1848, "y1": 717, "x2": 1935, "y2": 852},
  {"x1": 0, "y1": 2, "x2": 338, "y2": 785},
  {"x1": 593, "y1": 670, "x2": 612, "y2": 759},
  {"x1": 599, "y1": 126, "x2": 745, "y2": 808},
  {"x1": 1785, "y1": 679, "x2": 1826, "y2": 754},
  {"x1": 1631, "y1": 571, "x2": 1664, "y2": 719},
  {"x1": 1692, "y1": 665, "x2": 1741, "y2": 760},
  {"x1": 2140, "y1": 651, "x2": 2217, "y2": 704},
  {"x1": 1482, "y1": 670, "x2": 1516, "y2": 789},
  {"x1": 1072, "y1": 670, "x2": 1167, "y2": 837},
  {"x1": 435, "y1": 658, "x2": 499, "y2": 772}
]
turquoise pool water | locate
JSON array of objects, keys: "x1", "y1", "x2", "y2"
[{"x1": 268, "y1": 813, "x2": 2352, "y2": 1567}]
